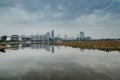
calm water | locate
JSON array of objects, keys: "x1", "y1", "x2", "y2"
[{"x1": 0, "y1": 44, "x2": 120, "y2": 80}]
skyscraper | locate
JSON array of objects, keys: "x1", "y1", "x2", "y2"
[
  {"x1": 51, "y1": 30, "x2": 54, "y2": 38},
  {"x1": 44, "y1": 32, "x2": 50, "y2": 40},
  {"x1": 80, "y1": 31, "x2": 85, "y2": 39}
]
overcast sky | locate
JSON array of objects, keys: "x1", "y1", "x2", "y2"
[{"x1": 0, "y1": 0, "x2": 120, "y2": 39}]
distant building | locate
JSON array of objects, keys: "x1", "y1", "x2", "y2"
[
  {"x1": 44, "y1": 32, "x2": 50, "y2": 41},
  {"x1": 39, "y1": 35, "x2": 45, "y2": 41},
  {"x1": 36, "y1": 33, "x2": 40, "y2": 41},
  {"x1": 80, "y1": 31, "x2": 85, "y2": 39},
  {"x1": 1, "y1": 36, "x2": 11, "y2": 41},
  {"x1": 51, "y1": 30, "x2": 54, "y2": 38},
  {"x1": 31, "y1": 32, "x2": 50, "y2": 41},
  {"x1": 31, "y1": 35, "x2": 37, "y2": 41},
  {"x1": 1, "y1": 36, "x2": 7, "y2": 41},
  {"x1": 7, "y1": 36, "x2": 11, "y2": 41},
  {"x1": 11, "y1": 35, "x2": 19, "y2": 41},
  {"x1": 21, "y1": 35, "x2": 31, "y2": 41},
  {"x1": 31, "y1": 34, "x2": 43, "y2": 41},
  {"x1": 64, "y1": 35, "x2": 67, "y2": 39},
  {"x1": 47, "y1": 32, "x2": 50, "y2": 38},
  {"x1": 84, "y1": 37, "x2": 91, "y2": 40}
]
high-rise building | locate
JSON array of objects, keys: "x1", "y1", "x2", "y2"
[
  {"x1": 80, "y1": 31, "x2": 85, "y2": 39},
  {"x1": 64, "y1": 35, "x2": 67, "y2": 39},
  {"x1": 51, "y1": 30, "x2": 54, "y2": 38},
  {"x1": 46, "y1": 32, "x2": 50, "y2": 38},
  {"x1": 11, "y1": 35, "x2": 19, "y2": 41},
  {"x1": 44, "y1": 32, "x2": 50, "y2": 40}
]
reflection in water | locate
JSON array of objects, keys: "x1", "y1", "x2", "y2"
[
  {"x1": 0, "y1": 49, "x2": 5, "y2": 53},
  {"x1": 3, "y1": 44, "x2": 55, "y2": 53},
  {"x1": 51, "y1": 46, "x2": 55, "y2": 53},
  {"x1": 10, "y1": 44, "x2": 19, "y2": 50},
  {"x1": 1, "y1": 62, "x2": 120, "y2": 80},
  {"x1": 0, "y1": 44, "x2": 120, "y2": 80},
  {"x1": 80, "y1": 48, "x2": 85, "y2": 52}
]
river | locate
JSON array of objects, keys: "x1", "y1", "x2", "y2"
[{"x1": 0, "y1": 43, "x2": 120, "y2": 80}]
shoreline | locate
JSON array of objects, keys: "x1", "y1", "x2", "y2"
[
  {"x1": 1, "y1": 41, "x2": 120, "y2": 52},
  {"x1": 0, "y1": 41, "x2": 50, "y2": 44}
]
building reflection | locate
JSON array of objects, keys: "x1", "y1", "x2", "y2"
[
  {"x1": 80, "y1": 48, "x2": 85, "y2": 52},
  {"x1": 5, "y1": 44, "x2": 55, "y2": 53},
  {"x1": 51, "y1": 46, "x2": 54, "y2": 53},
  {"x1": 10, "y1": 44, "x2": 19, "y2": 50}
]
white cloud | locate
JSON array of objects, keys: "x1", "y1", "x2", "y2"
[{"x1": 0, "y1": 0, "x2": 120, "y2": 38}]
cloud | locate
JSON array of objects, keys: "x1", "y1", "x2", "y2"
[
  {"x1": 73, "y1": 10, "x2": 120, "y2": 38},
  {"x1": 0, "y1": 0, "x2": 120, "y2": 38},
  {"x1": 0, "y1": 0, "x2": 18, "y2": 8},
  {"x1": 0, "y1": 0, "x2": 120, "y2": 21}
]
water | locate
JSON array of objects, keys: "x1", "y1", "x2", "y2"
[{"x1": 0, "y1": 43, "x2": 120, "y2": 80}]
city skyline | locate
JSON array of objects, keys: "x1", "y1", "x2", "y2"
[{"x1": 0, "y1": 0, "x2": 120, "y2": 39}]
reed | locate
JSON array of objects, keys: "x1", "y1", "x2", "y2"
[
  {"x1": 0, "y1": 46, "x2": 10, "y2": 49},
  {"x1": 55, "y1": 41, "x2": 120, "y2": 52}
]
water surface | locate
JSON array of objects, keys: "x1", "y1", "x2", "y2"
[{"x1": 0, "y1": 44, "x2": 120, "y2": 80}]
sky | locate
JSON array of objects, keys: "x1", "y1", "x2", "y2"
[{"x1": 0, "y1": 0, "x2": 120, "y2": 39}]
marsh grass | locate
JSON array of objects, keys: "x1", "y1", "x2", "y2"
[{"x1": 55, "y1": 42, "x2": 120, "y2": 52}]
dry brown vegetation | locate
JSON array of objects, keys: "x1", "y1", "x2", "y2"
[{"x1": 55, "y1": 42, "x2": 120, "y2": 52}]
